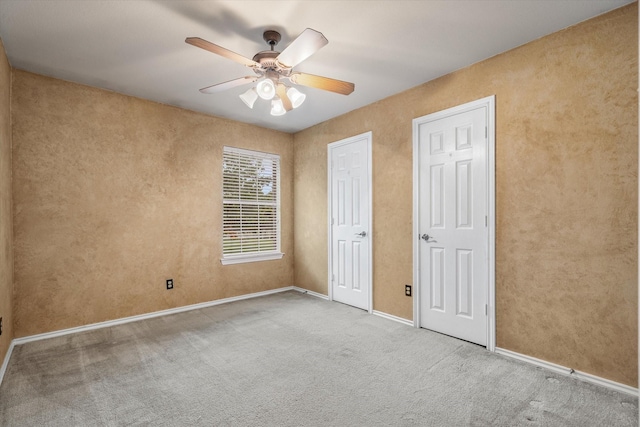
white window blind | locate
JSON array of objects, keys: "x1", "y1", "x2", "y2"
[{"x1": 222, "y1": 146, "x2": 282, "y2": 264}]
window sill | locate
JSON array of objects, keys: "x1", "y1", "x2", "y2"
[{"x1": 221, "y1": 252, "x2": 284, "y2": 265}]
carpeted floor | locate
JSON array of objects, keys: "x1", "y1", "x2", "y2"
[{"x1": 0, "y1": 291, "x2": 637, "y2": 426}]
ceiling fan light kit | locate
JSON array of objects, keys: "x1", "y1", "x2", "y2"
[{"x1": 186, "y1": 28, "x2": 354, "y2": 117}]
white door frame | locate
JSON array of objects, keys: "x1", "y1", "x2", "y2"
[
  {"x1": 412, "y1": 96, "x2": 496, "y2": 351},
  {"x1": 327, "y1": 131, "x2": 373, "y2": 313}
]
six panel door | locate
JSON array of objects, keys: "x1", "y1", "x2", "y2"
[
  {"x1": 417, "y1": 106, "x2": 488, "y2": 346},
  {"x1": 330, "y1": 136, "x2": 370, "y2": 311}
]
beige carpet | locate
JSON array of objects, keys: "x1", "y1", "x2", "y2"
[{"x1": 0, "y1": 291, "x2": 637, "y2": 426}]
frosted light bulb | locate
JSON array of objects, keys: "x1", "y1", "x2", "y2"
[
  {"x1": 270, "y1": 97, "x2": 286, "y2": 116},
  {"x1": 256, "y1": 79, "x2": 276, "y2": 100}
]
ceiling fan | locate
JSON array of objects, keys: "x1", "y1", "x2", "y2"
[{"x1": 185, "y1": 28, "x2": 355, "y2": 116}]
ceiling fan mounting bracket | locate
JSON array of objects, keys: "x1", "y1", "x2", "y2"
[{"x1": 263, "y1": 30, "x2": 281, "y2": 49}]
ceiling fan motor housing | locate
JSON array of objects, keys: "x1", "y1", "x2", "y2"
[
  {"x1": 252, "y1": 51, "x2": 291, "y2": 78},
  {"x1": 252, "y1": 51, "x2": 280, "y2": 69}
]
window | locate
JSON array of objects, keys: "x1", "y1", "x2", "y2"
[{"x1": 221, "y1": 146, "x2": 282, "y2": 265}]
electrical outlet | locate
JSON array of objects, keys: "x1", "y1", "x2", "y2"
[
  {"x1": 405, "y1": 285, "x2": 412, "y2": 297},
  {"x1": 166, "y1": 279, "x2": 174, "y2": 290}
]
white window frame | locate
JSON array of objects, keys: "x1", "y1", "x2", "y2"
[{"x1": 221, "y1": 146, "x2": 283, "y2": 265}]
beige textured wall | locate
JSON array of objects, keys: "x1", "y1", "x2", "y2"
[
  {"x1": 12, "y1": 71, "x2": 294, "y2": 337},
  {"x1": 293, "y1": 4, "x2": 638, "y2": 386},
  {"x1": 0, "y1": 40, "x2": 13, "y2": 368}
]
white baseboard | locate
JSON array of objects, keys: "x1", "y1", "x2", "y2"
[
  {"x1": 495, "y1": 347, "x2": 637, "y2": 397},
  {"x1": 0, "y1": 340, "x2": 15, "y2": 388},
  {"x1": 13, "y1": 286, "x2": 295, "y2": 346},
  {"x1": 372, "y1": 310, "x2": 414, "y2": 327},
  {"x1": 292, "y1": 286, "x2": 329, "y2": 300}
]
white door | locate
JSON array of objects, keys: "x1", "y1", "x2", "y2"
[
  {"x1": 415, "y1": 104, "x2": 488, "y2": 346},
  {"x1": 329, "y1": 132, "x2": 371, "y2": 311}
]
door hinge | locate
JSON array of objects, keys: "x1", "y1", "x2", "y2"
[
  {"x1": 331, "y1": 218, "x2": 335, "y2": 225},
  {"x1": 485, "y1": 127, "x2": 488, "y2": 138},
  {"x1": 485, "y1": 216, "x2": 488, "y2": 227},
  {"x1": 332, "y1": 274, "x2": 336, "y2": 282},
  {"x1": 485, "y1": 304, "x2": 488, "y2": 316}
]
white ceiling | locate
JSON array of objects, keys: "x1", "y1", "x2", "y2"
[{"x1": 0, "y1": 0, "x2": 633, "y2": 133}]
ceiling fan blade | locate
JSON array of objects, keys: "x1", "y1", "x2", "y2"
[
  {"x1": 289, "y1": 72, "x2": 355, "y2": 95},
  {"x1": 276, "y1": 84, "x2": 293, "y2": 111},
  {"x1": 199, "y1": 76, "x2": 259, "y2": 94},
  {"x1": 186, "y1": 37, "x2": 259, "y2": 68},
  {"x1": 275, "y1": 28, "x2": 328, "y2": 69}
]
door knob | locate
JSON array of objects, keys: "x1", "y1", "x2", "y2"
[
  {"x1": 355, "y1": 231, "x2": 367, "y2": 237},
  {"x1": 420, "y1": 234, "x2": 436, "y2": 242}
]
